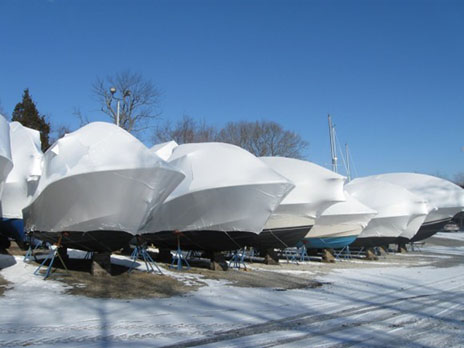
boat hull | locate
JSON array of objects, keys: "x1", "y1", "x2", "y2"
[
  {"x1": 350, "y1": 236, "x2": 399, "y2": 248},
  {"x1": 0, "y1": 218, "x2": 25, "y2": 243},
  {"x1": 410, "y1": 218, "x2": 452, "y2": 242},
  {"x1": 303, "y1": 235, "x2": 358, "y2": 249},
  {"x1": 32, "y1": 230, "x2": 133, "y2": 252},
  {"x1": 144, "y1": 225, "x2": 312, "y2": 252},
  {"x1": 143, "y1": 230, "x2": 257, "y2": 252},
  {"x1": 253, "y1": 225, "x2": 312, "y2": 250}
]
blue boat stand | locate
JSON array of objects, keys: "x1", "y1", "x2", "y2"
[
  {"x1": 228, "y1": 248, "x2": 248, "y2": 270},
  {"x1": 169, "y1": 232, "x2": 190, "y2": 271},
  {"x1": 128, "y1": 236, "x2": 163, "y2": 274},
  {"x1": 33, "y1": 234, "x2": 69, "y2": 280},
  {"x1": 334, "y1": 245, "x2": 352, "y2": 260},
  {"x1": 283, "y1": 244, "x2": 309, "y2": 264},
  {"x1": 23, "y1": 234, "x2": 44, "y2": 263}
]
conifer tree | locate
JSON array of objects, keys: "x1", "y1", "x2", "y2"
[{"x1": 12, "y1": 89, "x2": 50, "y2": 151}]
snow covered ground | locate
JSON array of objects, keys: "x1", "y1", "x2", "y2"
[{"x1": 1, "y1": 234, "x2": 464, "y2": 348}]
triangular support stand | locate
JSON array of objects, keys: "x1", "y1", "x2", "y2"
[
  {"x1": 170, "y1": 232, "x2": 190, "y2": 271},
  {"x1": 293, "y1": 244, "x2": 309, "y2": 263},
  {"x1": 355, "y1": 247, "x2": 365, "y2": 257},
  {"x1": 128, "y1": 236, "x2": 163, "y2": 274},
  {"x1": 33, "y1": 234, "x2": 69, "y2": 280},
  {"x1": 228, "y1": 248, "x2": 247, "y2": 270},
  {"x1": 24, "y1": 234, "x2": 43, "y2": 263},
  {"x1": 334, "y1": 246, "x2": 352, "y2": 260},
  {"x1": 285, "y1": 244, "x2": 308, "y2": 264}
]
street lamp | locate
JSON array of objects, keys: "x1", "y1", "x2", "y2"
[{"x1": 109, "y1": 87, "x2": 130, "y2": 127}]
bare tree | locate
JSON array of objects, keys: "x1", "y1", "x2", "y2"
[
  {"x1": 93, "y1": 71, "x2": 161, "y2": 135},
  {"x1": 154, "y1": 115, "x2": 217, "y2": 144},
  {"x1": 217, "y1": 120, "x2": 308, "y2": 159}
]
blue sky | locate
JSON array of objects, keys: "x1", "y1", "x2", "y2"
[{"x1": 1, "y1": 0, "x2": 463, "y2": 179}]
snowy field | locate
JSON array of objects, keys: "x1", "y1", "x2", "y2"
[{"x1": 1, "y1": 233, "x2": 464, "y2": 348}]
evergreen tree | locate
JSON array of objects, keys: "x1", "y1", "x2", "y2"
[{"x1": 12, "y1": 89, "x2": 50, "y2": 151}]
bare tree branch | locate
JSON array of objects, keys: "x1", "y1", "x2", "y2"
[
  {"x1": 217, "y1": 120, "x2": 308, "y2": 159},
  {"x1": 73, "y1": 107, "x2": 90, "y2": 127},
  {"x1": 153, "y1": 116, "x2": 308, "y2": 159},
  {"x1": 153, "y1": 115, "x2": 218, "y2": 144}
]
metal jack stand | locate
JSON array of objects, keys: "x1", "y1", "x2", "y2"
[
  {"x1": 291, "y1": 244, "x2": 308, "y2": 264},
  {"x1": 170, "y1": 232, "x2": 190, "y2": 271},
  {"x1": 284, "y1": 243, "x2": 308, "y2": 264},
  {"x1": 283, "y1": 248, "x2": 296, "y2": 264},
  {"x1": 34, "y1": 235, "x2": 69, "y2": 280},
  {"x1": 23, "y1": 235, "x2": 43, "y2": 263},
  {"x1": 335, "y1": 246, "x2": 352, "y2": 261},
  {"x1": 128, "y1": 237, "x2": 163, "y2": 274},
  {"x1": 228, "y1": 248, "x2": 247, "y2": 270}
]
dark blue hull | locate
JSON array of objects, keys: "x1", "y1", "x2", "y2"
[{"x1": 0, "y1": 218, "x2": 25, "y2": 244}]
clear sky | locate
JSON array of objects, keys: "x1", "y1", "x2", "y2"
[{"x1": 1, "y1": 0, "x2": 463, "y2": 179}]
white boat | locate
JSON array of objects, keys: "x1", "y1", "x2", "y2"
[
  {"x1": 303, "y1": 192, "x2": 377, "y2": 249},
  {"x1": 345, "y1": 177, "x2": 431, "y2": 247},
  {"x1": 0, "y1": 122, "x2": 43, "y2": 246},
  {"x1": 0, "y1": 115, "x2": 13, "y2": 248},
  {"x1": 140, "y1": 143, "x2": 295, "y2": 251},
  {"x1": 0, "y1": 115, "x2": 13, "y2": 198},
  {"x1": 259, "y1": 157, "x2": 346, "y2": 249},
  {"x1": 371, "y1": 173, "x2": 464, "y2": 241},
  {"x1": 23, "y1": 122, "x2": 185, "y2": 252}
]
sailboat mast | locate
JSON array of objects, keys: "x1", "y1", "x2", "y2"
[
  {"x1": 328, "y1": 114, "x2": 337, "y2": 173},
  {"x1": 345, "y1": 143, "x2": 351, "y2": 182}
]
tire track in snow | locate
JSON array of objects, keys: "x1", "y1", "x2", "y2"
[
  {"x1": 2, "y1": 265, "x2": 464, "y2": 347},
  {"x1": 160, "y1": 274, "x2": 464, "y2": 347}
]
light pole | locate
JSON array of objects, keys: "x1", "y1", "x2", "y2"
[{"x1": 109, "y1": 87, "x2": 130, "y2": 128}]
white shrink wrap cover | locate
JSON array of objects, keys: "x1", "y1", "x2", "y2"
[
  {"x1": 142, "y1": 143, "x2": 294, "y2": 234},
  {"x1": 0, "y1": 115, "x2": 13, "y2": 198},
  {"x1": 346, "y1": 177, "x2": 431, "y2": 245},
  {"x1": 306, "y1": 192, "x2": 377, "y2": 241},
  {"x1": 260, "y1": 157, "x2": 346, "y2": 230},
  {"x1": 372, "y1": 173, "x2": 464, "y2": 225},
  {"x1": 1, "y1": 122, "x2": 43, "y2": 219},
  {"x1": 23, "y1": 122, "x2": 185, "y2": 251},
  {"x1": 370, "y1": 173, "x2": 464, "y2": 242},
  {"x1": 253, "y1": 157, "x2": 346, "y2": 249},
  {"x1": 151, "y1": 141, "x2": 178, "y2": 161}
]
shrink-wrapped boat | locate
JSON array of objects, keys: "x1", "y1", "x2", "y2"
[
  {"x1": 0, "y1": 115, "x2": 13, "y2": 198},
  {"x1": 0, "y1": 122, "x2": 43, "y2": 246},
  {"x1": 303, "y1": 192, "x2": 377, "y2": 249},
  {"x1": 258, "y1": 157, "x2": 346, "y2": 249},
  {"x1": 0, "y1": 115, "x2": 13, "y2": 248},
  {"x1": 371, "y1": 173, "x2": 464, "y2": 241},
  {"x1": 140, "y1": 143, "x2": 295, "y2": 251},
  {"x1": 23, "y1": 122, "x2": 185, "y2": 252},
  {"x1": 345, "y1": 177, "x2": 431, "y2": 247}
]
